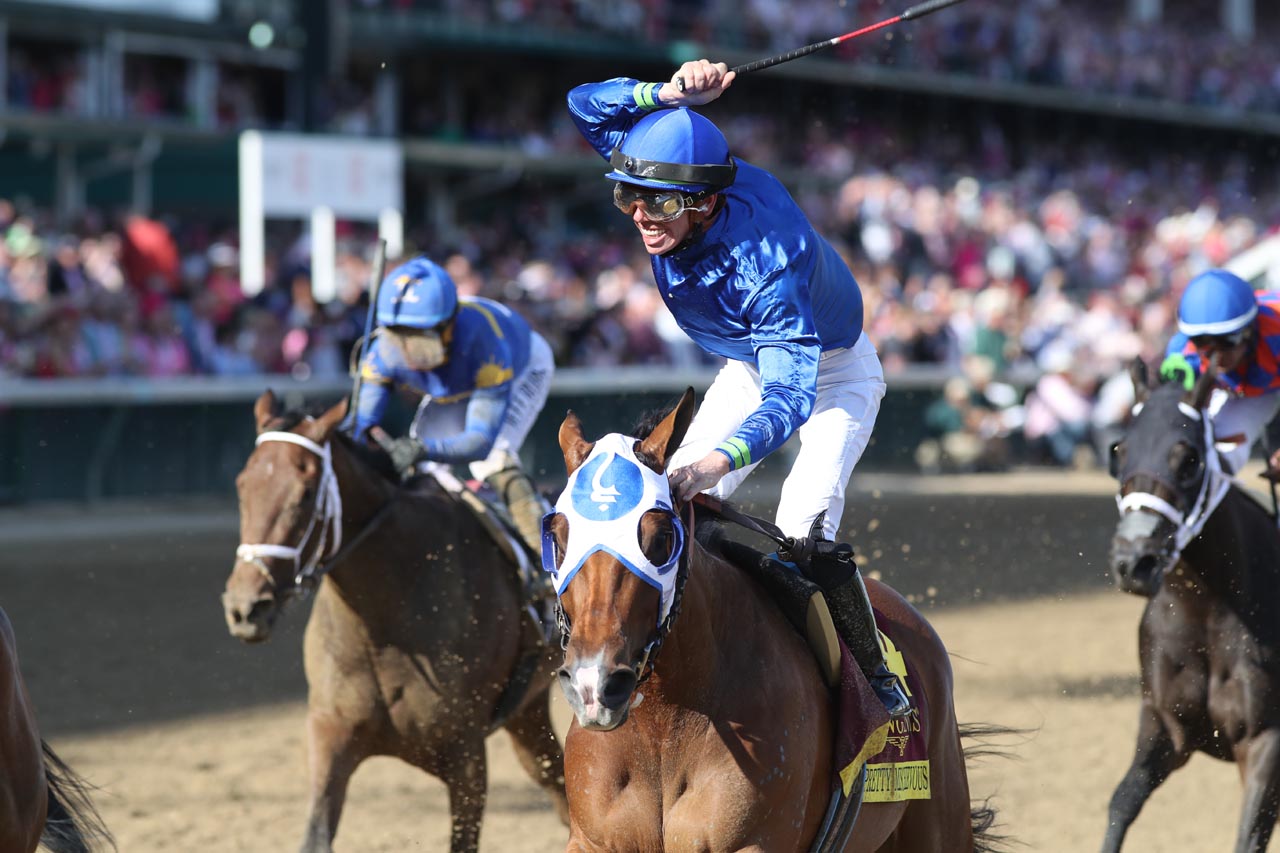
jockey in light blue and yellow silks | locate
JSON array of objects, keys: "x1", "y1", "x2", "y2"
[{"x1": 354, "y1": 255, "x2": 555, "y2": 555}]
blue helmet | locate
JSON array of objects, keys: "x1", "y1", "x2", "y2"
[
  {"x1": 606, "y1": 108, "x2": 737, "y2": 193},
  {"x1": 376, "y1": 256, "x2": 458, "y2": 329},
  {"x1": 1177, "y1": 269, "x2": 1257, "y2": 338}
]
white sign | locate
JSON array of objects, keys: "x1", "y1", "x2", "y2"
[
  {"x1": 34, "y1": 0, "x2": 218, "y2": 20},
  {"x1": 246, "y1": 132, "x2": 403, "y2": 220},
  {"x1": 238, "y1": 131, "x2": 405, "y2": 296}
]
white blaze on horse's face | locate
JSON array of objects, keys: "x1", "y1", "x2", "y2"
[{"x1": 562, "y1": 648, "x2": 633, "y2": 731}]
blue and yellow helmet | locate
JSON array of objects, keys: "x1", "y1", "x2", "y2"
[
  {"x1": 1177, "y1": 269, "x2": 1257, "y2": 338},
  {"x1": 376, "y1": 256, "x2": 458, "y2": 329},
  {"x1": 607, "y1": 108, "x2": 737, "y2": 193}
]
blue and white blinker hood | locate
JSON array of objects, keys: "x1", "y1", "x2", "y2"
[{"x1": 541, "y1": 433, "x2": 686, "y2": 625}]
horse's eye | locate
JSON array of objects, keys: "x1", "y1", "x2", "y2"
[
  {"x1": 1178, "y1": 450, "x2": 1202, "y2": 485},
  {"x1": 642, "y1": 525, "x2": 673, "y2": 565},
  {"x1": 1108, "y1": 442, "x2": 1123, "y2": 479}
]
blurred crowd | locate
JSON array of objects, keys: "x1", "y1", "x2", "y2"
[
  {"x1": 2, "y1": 104, "x2": 1276, "y2": 470},
  {"x1": 9, "y1": 2, "x2": 1278, "y2": 132},
  {"x1": 347, "y1": 0, "x2": 1280, "y2": 115}
]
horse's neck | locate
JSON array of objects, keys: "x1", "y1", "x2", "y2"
[
  {"x1": 641, "y1": 553, "x2": 750, "y2": 713},
  {"x1": 1184, "y1": 487, "x2": 1280, "y2": 607},
  {"x1": 329, "y1": 439, "x2": 395, "y2": 537}
]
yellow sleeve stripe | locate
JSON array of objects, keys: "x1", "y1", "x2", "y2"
[{"x1": 463, "y1": 301, "x2": 505, "y2": 338}]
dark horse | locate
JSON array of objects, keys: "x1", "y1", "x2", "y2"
[
  {"x1": 0, "y1": 605, "x2": 113, "y2": 853},
  {"x1": 544, "y1": 389, "x2": 1000, "y2": 852},
  {"x1": 1106, "y1": 358, "x2": 1280, "y2": 852},
  {"x1": 221, "y1": 391, "x2": 568, "y2": 853}
]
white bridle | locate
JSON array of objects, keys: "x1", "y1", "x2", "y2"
[
  {"x1": 235, "y1": 431, "x2": 343, "y2": 591},
  {"x1": 1115, "y1": 402, "x2": 1231, "y2": 554}
]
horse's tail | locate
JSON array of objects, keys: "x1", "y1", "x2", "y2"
[
  {"x1": 959, "y1": 722, "x2": 1025, "y2": 853},
  {"x1": 39, "y1": 740, "x2": 115, "y2": 853}
]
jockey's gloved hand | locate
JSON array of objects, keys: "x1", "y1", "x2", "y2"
[{"x1": 369, "y1": 428, "x2": 427, "y2": 476}]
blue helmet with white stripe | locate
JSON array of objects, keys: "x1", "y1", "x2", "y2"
[
  {"x1": 607, "y1": 108, "x2": 737, "y2": 193},
  {"x1": 1177, "y1": 269, "x2": 1257, "y2": 338},
  {"x1": 376, "y1": 256, "x2": 458, "y2": 329}
]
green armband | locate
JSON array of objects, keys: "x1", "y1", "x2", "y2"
[
  {"x1": 632, "y1": 82, "x2": 664, "y2": 109},
  {"x1": 1160, "y1": 353, "x2": 1196, "y2": 391},
  {"x1": 716, "y1": 438, "x2": 752, "y2": 470}
]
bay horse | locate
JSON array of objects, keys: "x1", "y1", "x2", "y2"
[
  {"x1": 1105, "y1": 358, "x2": 1280, "y2": 852},
  {"x1": 543, "y1": 389, "x2": 1000, "y2": 852},
  {"x1": 0, "y1": 605, "x2": 113, "y2": 853},
  {"x1": 220, "y1": 391, "x2": 568, "y2": 853}
]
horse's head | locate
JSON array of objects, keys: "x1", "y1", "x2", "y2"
[
  {"x1": 1109, "y1": 356, "x2": 1220, "y2": 596},
  {"x1": 222, "y1": 390, "x2": 349, "y2": 642},
  {"x1": 544, "y1": 389, "x2": 695, "y2": 731}
]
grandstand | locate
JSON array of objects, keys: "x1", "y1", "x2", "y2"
[{"x1": 0, "y1": 0, "x2": 1277, "y2": 498}]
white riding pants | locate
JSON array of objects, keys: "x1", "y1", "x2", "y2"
[
  {"x1": 1209, "y1": 388, "x2": 1280, "y2": 474},
  {"x1": 668, "y1": 333, "x2": 886, "y2": 540}
]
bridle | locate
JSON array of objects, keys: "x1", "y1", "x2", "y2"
[
  {"x1": 1115, "y1": 399, "x2": 1230, "y2": 556},
  {"x1": 555, "y1": 500, "x2": 694, "y2": 686},
  {"x1": 235, "y1": 431, "x2": 344, "y2": 597}
]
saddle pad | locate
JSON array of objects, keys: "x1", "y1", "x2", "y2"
[
  {"x1": 859, "y1": 612, "x2": 932, "y2": 803},
  {"x1": 712, "y1": 537, "x2": 892, "y2": 797}
]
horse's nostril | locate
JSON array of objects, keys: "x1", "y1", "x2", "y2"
[{"x1": 601, "y1": 668, "x2": 638, "y2": 706}]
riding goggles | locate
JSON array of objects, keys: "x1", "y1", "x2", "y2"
[
  {"x1": 1191, "y1": 330, "x2": 1247, "y2": 350},
  {"x1": 613, "y1": 184, "x2": 711, "y2": 223}
]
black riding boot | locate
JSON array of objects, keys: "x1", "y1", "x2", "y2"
[
  {"x1": 784, "y1": 518, "x2": 912, "y2": 719},
  {"x1": 485, "y1": 466, "x2": 556, "y2": 601}
]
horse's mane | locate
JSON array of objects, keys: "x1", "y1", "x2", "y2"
[{"x1": 265, "y1": 404, "x2": 400, "y2": 484}]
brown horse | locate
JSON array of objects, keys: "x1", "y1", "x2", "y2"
[
  {"x1": 543, "y1": 389, "x2": 999, "y2": 852},
  {"x1": 221, "y1": 391, "x2": 568, "y2": 853},
  {"x1": 0, "y1": 605, "x2": 113, "y2": 853},
  {"x1": 1105, "y1": 359, "x2": 1280, "y2": 852}
]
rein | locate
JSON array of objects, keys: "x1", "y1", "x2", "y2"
[{"x1": 236, "y1": 431, "x2": 393, "y2": 596}]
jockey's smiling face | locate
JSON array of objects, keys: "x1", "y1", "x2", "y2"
[
  {"x1": 631, "y1": 202, "x2": 693, "y2": 255},
  {"x1": 613, "y1": 183, "x2": 718, "y2": 255}
]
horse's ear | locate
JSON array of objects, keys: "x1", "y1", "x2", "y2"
[
  {"x1": 1128, "y1": 358, "x2": 1151, "y2": 404},
  {"x1": 637, "y1": 387, "x2": 696, "y2": 471},
  {"x1": 1190, "y1": 354, "x2": 1218, "y2": 410},
  {"x1": 313, "y1": 397, "x2": 350, "y2": 439},
  {"x1": 254, "y1": 389, "x2": 278, "y2": 433},
  {"x1": 559, "y1": 410, "x2": 594, "y2": 475}
]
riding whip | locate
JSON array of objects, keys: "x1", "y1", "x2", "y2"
[
  {"x1": 676, "y1": 0, "x2": 970, "y2": 91},
  {"x1": 345, "y1": 237, "x2": 388, "y2": 434}
]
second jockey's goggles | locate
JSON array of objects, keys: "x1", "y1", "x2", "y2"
[
  {"x1": 613, "y1": 183, "x2": 712, "y2": 223},
  {"x1": 1191, "y1": 330, "x2": 1248, "y2": 350}
]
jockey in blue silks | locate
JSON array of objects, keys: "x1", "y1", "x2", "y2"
[
  {"x1": 353, "y1": 255, "x2": 555, "y2": 559},
  {"x1": 1161, "y1": 269, "x2": 1280, "y2": 476},
  {"x1": 567, "y1": 60, "x2": 909, "y2": 717}
]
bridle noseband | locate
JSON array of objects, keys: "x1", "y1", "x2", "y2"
[
  {"x1": 236, "y1": 431, "x2": 343, "y2": 597},
  {"x1": 1116, "y1": 400, "x2": 1230, "y2": 556}
]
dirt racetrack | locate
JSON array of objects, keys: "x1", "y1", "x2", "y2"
[{"x1": 1, "y1": 469, "x2": 1261, "y2": 852}]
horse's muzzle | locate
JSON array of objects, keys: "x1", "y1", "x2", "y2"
[
  {"x1": 1110, "y1": 510, "x2": 1176, "y2": 597},
  {"x1": 557, "y1": 660, "x2": 639, "y2": 731},
  {"x1": 1110, "y1": 536, "x2": 1170, "y2": 597},
  {"x1": 221, "y1": 591, "x2": 280, "y2": 643}
]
